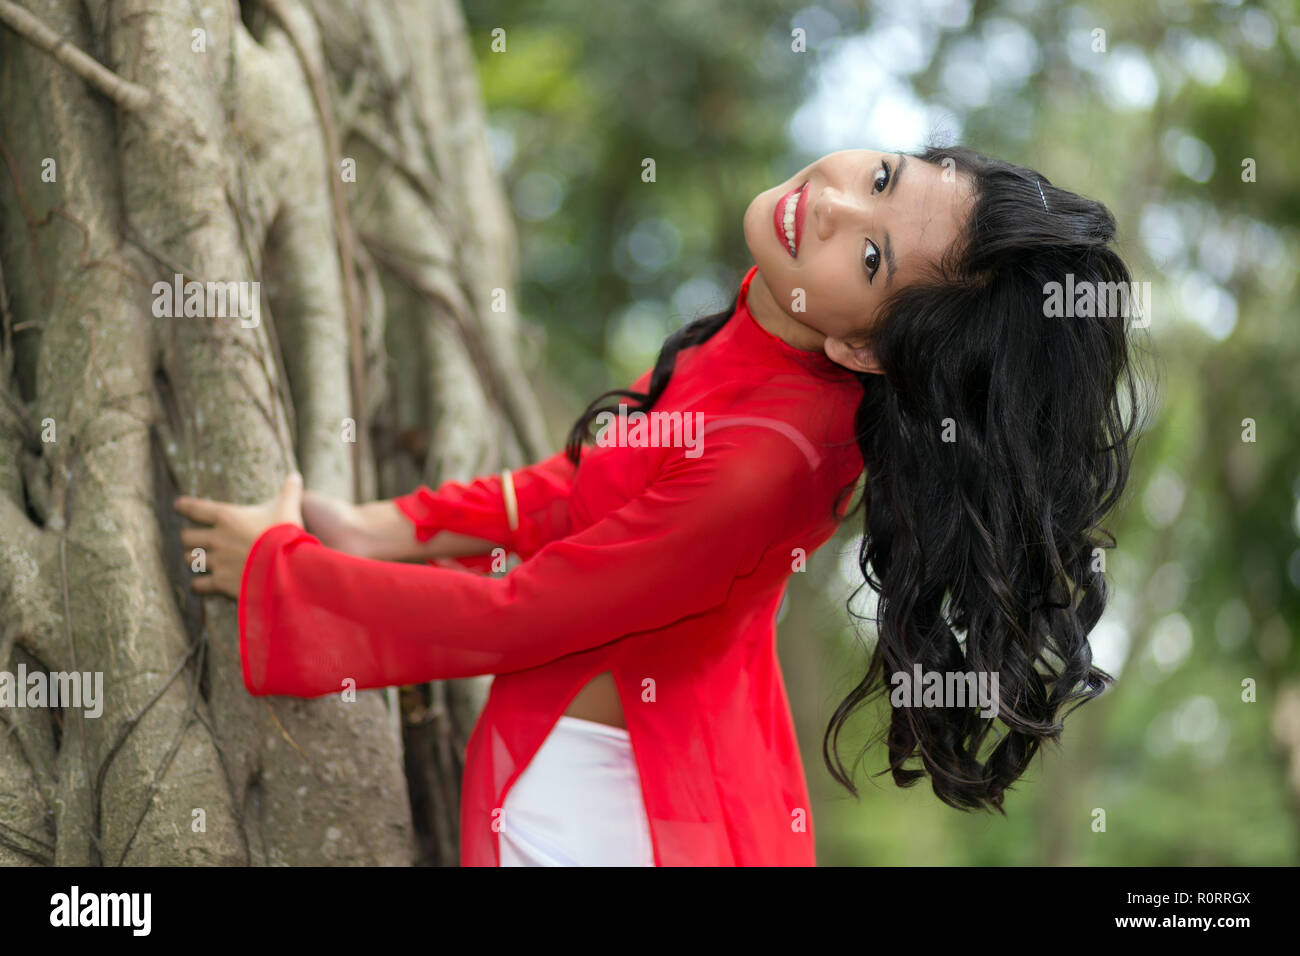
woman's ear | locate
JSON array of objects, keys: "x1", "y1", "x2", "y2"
[{"x1": 823, "y1": 336, "x2": 883, "y2": 375}]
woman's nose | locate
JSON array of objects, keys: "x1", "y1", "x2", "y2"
[{"x1": 814, "y1": 186, "x2": 867, "y2": 240}]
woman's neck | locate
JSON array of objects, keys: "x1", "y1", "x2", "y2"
[{"x1": 745, "y1": 269, "x2": 832, "y2": 354}]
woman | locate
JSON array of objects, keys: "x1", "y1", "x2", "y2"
[{"x1": 174, "y1": 144, "x2": 1146, "y2": 866}]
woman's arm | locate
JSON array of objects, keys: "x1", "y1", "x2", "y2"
[
  {"x1": 391, "y1": 448, "x2": 578, "y2": 561},
  {"x1": 302, "y1": 494, "x2": 499, "y2": 561},
  {"x1": 299, "y1": 448, "x2": 580, "y2": 563},
  {"x1": 237, "y1": 426, "x2": 817, "y2": 697}
]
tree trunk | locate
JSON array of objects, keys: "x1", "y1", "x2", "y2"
[{"x1": 0, "y1": 0, "x2": 543, "y2": 865}]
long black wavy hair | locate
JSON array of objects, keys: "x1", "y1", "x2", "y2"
[{"x1": 565, "y1": 145, "x2": 1151, "y2": 813}]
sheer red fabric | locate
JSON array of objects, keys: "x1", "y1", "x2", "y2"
[{"x1": 238, "y1": 264, "x2": 865, "y2": 865}]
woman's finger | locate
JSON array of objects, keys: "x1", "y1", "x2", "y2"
[
  {"x1": 180, "y1": 527, "x2": 214, "y2": 549},
  {"x1": 174, "y1": 495, "x2": 225, "y2": 525},
  {"x1": 273, "y1": 473, "x2": 304, "y2": 526},
  {"x1": 192, "y1": 573, "x2": 236, "y2": 598},
  {"x1": 189, "y1": 573, "x2": 219, "y2": 595}
]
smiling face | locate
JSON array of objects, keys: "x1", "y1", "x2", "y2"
[{"x1": 742, "y1": 148, "x2": 974, "y2": 373}]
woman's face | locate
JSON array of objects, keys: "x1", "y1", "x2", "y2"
[{"x1": 743, "y1": 148, "x2": 973, "y2": 371}]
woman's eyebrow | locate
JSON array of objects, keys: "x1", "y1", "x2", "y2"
[
  {"x1": 889, "y1": 153, "x2": 906, "y2": 196},
  {"x1": 881, "y1": 154, "x2": 904, "y2": 285}
]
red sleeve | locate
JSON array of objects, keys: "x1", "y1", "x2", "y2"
[
  {"x1": 237, "y1": 427, "x2": 815, "y2": 698},
  {"x1": 391, "y1": 448, "x2": 577, "y2": 563}
]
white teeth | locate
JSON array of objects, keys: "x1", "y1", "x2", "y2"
[{"x1": 783, "y1": 190, "x2": 800, "y2": 255}]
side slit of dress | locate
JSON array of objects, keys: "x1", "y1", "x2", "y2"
[{"x1": 497, "y1": 668, "x2": 656, "y2": 867}]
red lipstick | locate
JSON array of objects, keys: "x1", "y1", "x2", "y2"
[{"x1": 773, "y1": 182, "x2": 809, "y2": 258}]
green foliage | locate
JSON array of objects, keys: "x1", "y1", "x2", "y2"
[{"x1": 466, "y1": 0, "x2": 1300, "y2": 864}]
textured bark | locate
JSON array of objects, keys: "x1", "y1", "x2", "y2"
[{"x1": 0, "y1": 0, "x2": 543, "y2": 865}]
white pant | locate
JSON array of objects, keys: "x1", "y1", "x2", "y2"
[{"x1": 499, "y1": 715, "x2": 655, "y2": 866}]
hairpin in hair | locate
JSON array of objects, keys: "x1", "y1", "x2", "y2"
[{"x1": 1036, "y1": 179, "x2": 1049, "y2": 212}]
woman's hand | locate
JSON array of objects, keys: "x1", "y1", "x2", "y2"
[{"x1": 174, "y1": 473, "x2": 304, "y2": 599}]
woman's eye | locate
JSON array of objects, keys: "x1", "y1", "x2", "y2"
[
  {"x1": 864, "y1": 240, "x2": 881, "y2": 283},
  {"x1": 872, "y1": 161, "x2": 891, "y2": 194}
]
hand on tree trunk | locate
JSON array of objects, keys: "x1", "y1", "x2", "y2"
[{"x1": 175, "y1": 474, "x2": 305, "y2": 598}]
